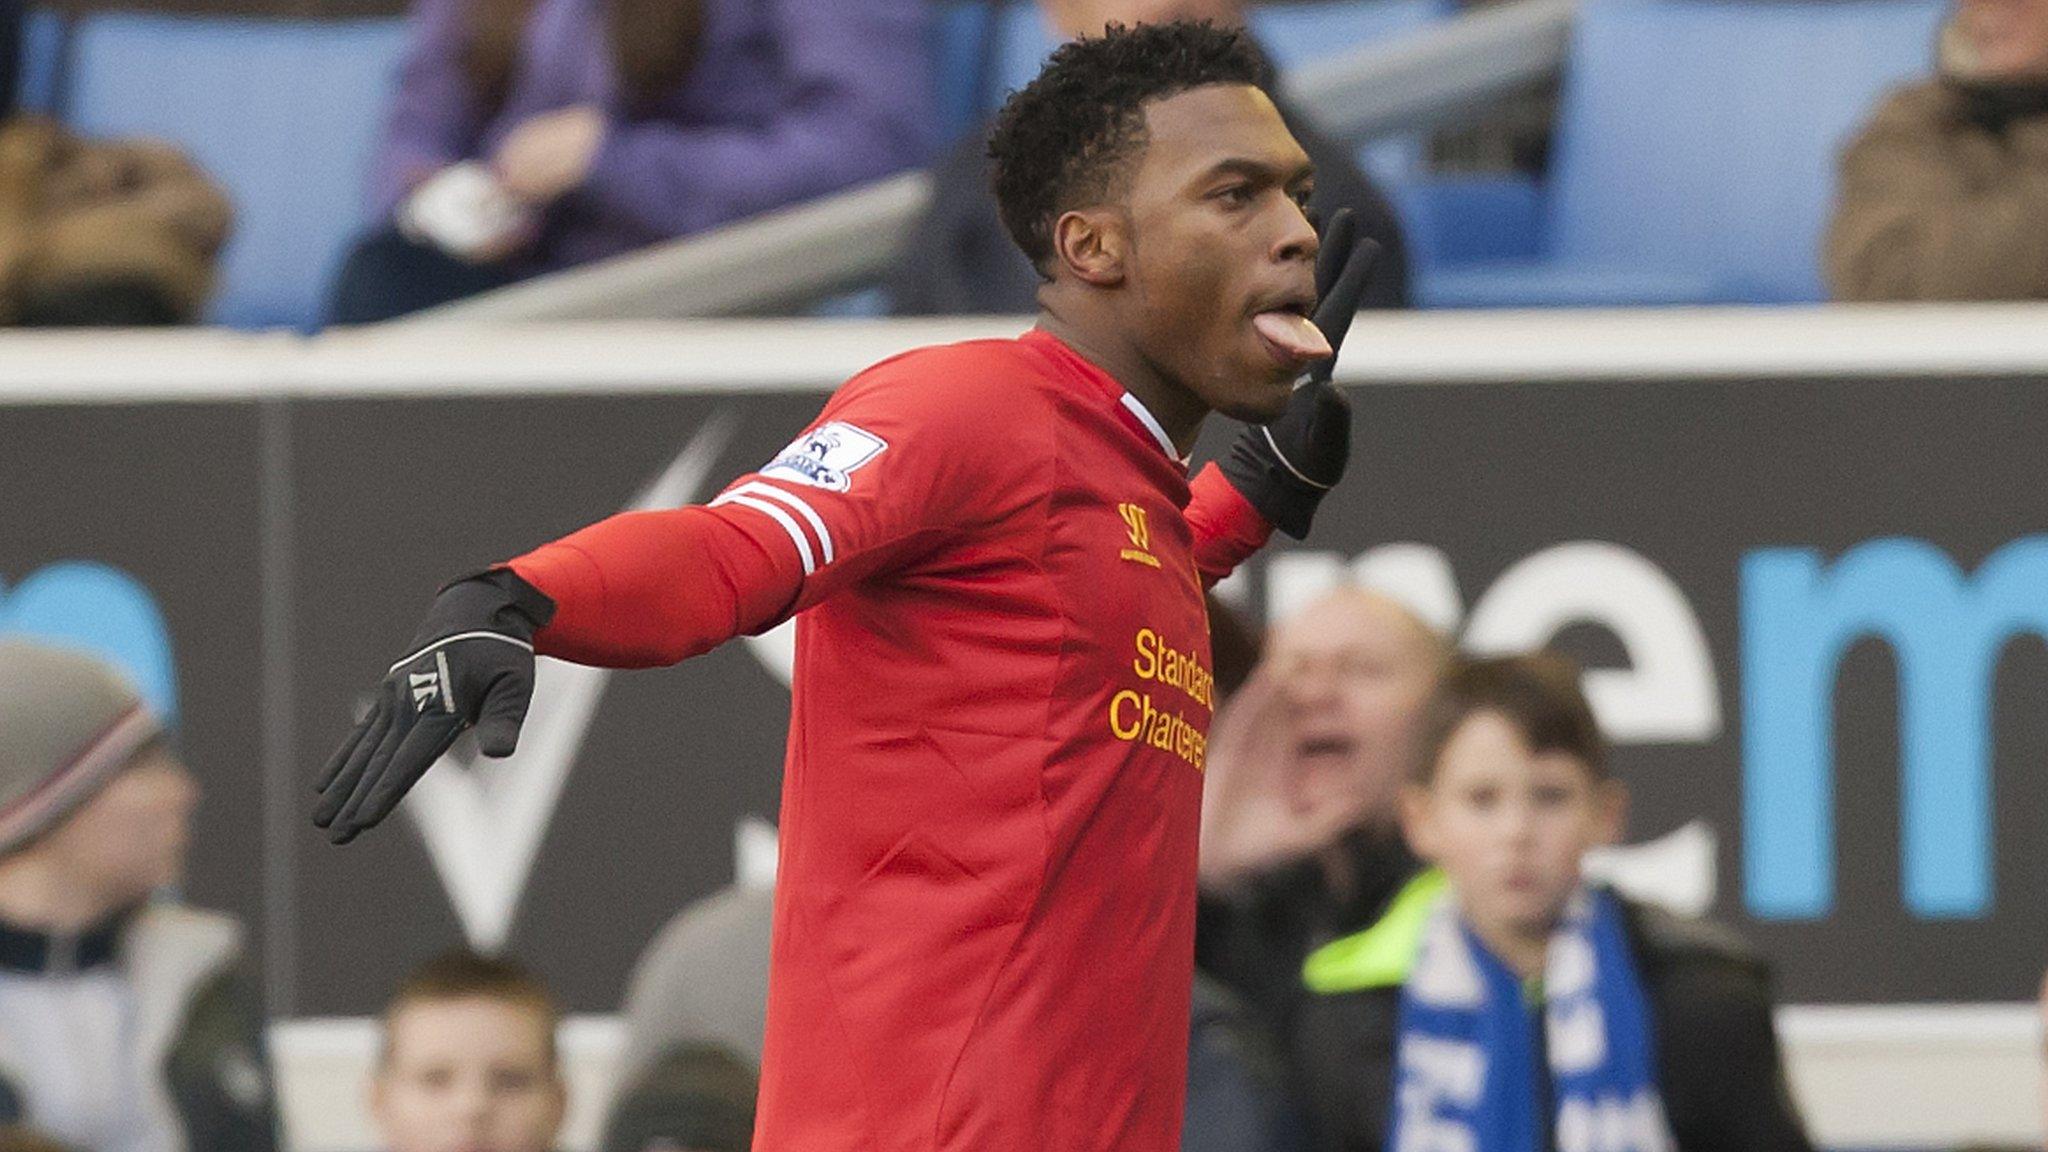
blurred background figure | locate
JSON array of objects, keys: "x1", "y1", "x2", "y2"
[
  {"x1": 613, "y1": 883, "x2": 773, "y2": 1085},
  {"x1": 0, "y1": 69, "x2": 229, "y2": 326},
  {"x1": 600, "y1": 1041, "x2": 756, "y2": 1152},
  {"x1": 325, "y1": 0, "x2": 934, "y2": 324},
  {"x1": 0, "y1": 639, "x2": 276, "y2": 1151},
  {"x1": 1293, "y1": 653, "x2": 1810, "y2": 1152},
  {"x1": 883, "y1": 0, "x2": 1410, "y2": 316},
  {"x1": 0, "y1": 0, "x2": 231, "y2": 326},
  {"x1": 1196, "y1": 587, "x2": 1445, "y2": 1039},
  {"x1": 1827, "y1": 0, "x2": 2048, "y2": 300},
  {"x1": 372, "y1": 949, "x2": 566, "y2": 1152}
]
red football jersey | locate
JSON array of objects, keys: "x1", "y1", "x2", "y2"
[{"x1": 510, "y1": 331, "x2": 1272, "y2": 1152}]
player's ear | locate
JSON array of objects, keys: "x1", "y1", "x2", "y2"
[{"x1": 1052, "y1": 207, "x2": 1127, "y2": 287}]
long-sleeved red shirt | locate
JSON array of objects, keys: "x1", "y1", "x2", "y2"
[{"x1": 510, "y1": 330, "x2": 1271, "y2": 1152}]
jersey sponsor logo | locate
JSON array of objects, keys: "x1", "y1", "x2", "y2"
[
  {"x1": 1110, "y1": 626, "x2": 1213, "y2": 771},
  {"x1": 1132, "y1": 628, "x2": 1214, "y2": 711},
  {"x1": 1118, "y1": 502, "x2": 1161, "y2": 569},
  {"x1": 761, "y1": 421, "x2": 887, "y2": 492}
]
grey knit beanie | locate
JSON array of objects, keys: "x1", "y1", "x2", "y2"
[{"x1": 0, "y1": 639, "x2": 163, "y2": 857}]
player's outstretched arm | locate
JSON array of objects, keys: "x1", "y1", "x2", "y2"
[
  {"x1": 312, "y1": 502, "x2": 805, "y2": 844},
  {"x1": 1217, "y1": 207, "x2": 1380, "y2": 539},
  {"x1": 312, "y1": 567, "x2": 555, "y2": 844}
]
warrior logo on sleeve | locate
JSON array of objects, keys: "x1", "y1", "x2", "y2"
[{"x1": 763, "y1": 422, "x2": 889, "y2": 492}]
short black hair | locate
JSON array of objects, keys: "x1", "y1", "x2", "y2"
[
  {"x1": 1417, "y1": 653, "x2": 1609, "y2": 784},
  {"x1": 987, "y1": 21, "x2": 1269, "y2": 275}
]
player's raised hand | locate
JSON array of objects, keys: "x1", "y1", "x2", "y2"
[
  {"x1": 313, "y1": 568, "x2": 554, "y2": 844},
  {"x1": 1221, "y1": 207, "x2": 1380, "y2": 538}
]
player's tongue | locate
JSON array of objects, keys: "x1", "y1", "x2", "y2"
[{"x1": 1252, "y1": 311, "x2": 1332, "y2": 362}]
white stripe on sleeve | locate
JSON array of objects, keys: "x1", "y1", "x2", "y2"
[
  {"x1": 725, "y1": 481, "x2": 835, "y2": 565},
  {"x1": 712, "y1": 493, "x2": 818, "y2": 575}
]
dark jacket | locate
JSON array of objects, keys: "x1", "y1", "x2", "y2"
[
  {"x1": 1196, "y1": 824, "x2": 1420, "y2": 1046},
  {"x1": 1291, "y1": 888, "x2": 1813, "y2": 1152},
  {"x1": 1185, "y1": 973, "x2": 1305, "y2": 1152},
  {"x1": 885, "y1": 87, "x2": 1410, "y2": 316},
  {"x1": 0, "y1": 905, "x2": 280, "y2": 1152}
]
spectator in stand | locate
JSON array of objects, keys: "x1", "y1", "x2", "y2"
[
  {"x1": 884, "y1": 0, "x2": 1409, "y2": 315},
  {"x1": 1291, "y1": 653, "x2": 1811, "y2": 1152},
  {"x1": 0, "y1": 639, "x2": 277, "y2": 1150},
  {"x1": 613, "y1": 883, "x2": 773, "y2": 1084},
  {"x1": 1196, "y1": 587, "x2": 1444, "y2": 1042},
  {"x1": 0, "y1": 0, "x2": 234, "y2": 326},
  {"x1": 372, "y1": 949, "x2": 565, "y2": 1152},
  {"x1": 1827, "y1": 0, "x2": 2048, "y2": 300},
  {"x1": 0, "y1": 121, "x2": 232, "y2": 325},
  {"x1": 601, "y1": 1041, "x2": 756, "y2": 1152},
  {"x1": 327, "y1": 0, "x2": 933, "y2": 324}
]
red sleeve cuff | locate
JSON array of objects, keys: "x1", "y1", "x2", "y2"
[
  {"x1": 1187, "y1": 463, "x2": 1273, "y2": 586},
  {"x1": 506, "y1": 543, "x2": 610, "y2": 662}
]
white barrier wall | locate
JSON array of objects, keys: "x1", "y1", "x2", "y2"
[{"x1": 3, "y1": 307, "x2": 2046, "y2": 1149}]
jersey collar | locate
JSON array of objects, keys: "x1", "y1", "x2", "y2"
[
  {"x1": 1118, "y1": 392, "x2": 1186, "y2": 465},
  {"x1": 1022, "y1": 330, "x2": 1192, "y2": 472}
]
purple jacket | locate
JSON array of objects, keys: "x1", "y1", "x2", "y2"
[{"x1": 368, "y1": 0, "x2": 932, "y2": 270}]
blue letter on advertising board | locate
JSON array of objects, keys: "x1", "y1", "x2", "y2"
[{"x1": 1741, "y1": 537, "x2": 2048, "y2": 921}]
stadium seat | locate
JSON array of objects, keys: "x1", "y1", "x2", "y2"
[
  {"x1": 15, "y1": 7, "x2": 69, "y2": 115},
  {"x1": 1391, "y1": 173, "x2": 1546, "y2": 270},
  {"x1": 1257, "y1": 0, "x2": 1454, "y2": 185},
  {"x1": 1425, "y1": 0, "x2": 1947, "y2": 308},
  {"x1": 931, "y1": 0, "x2": 1000, "y2": 145},
  {"x1": 1255, "y1": 0, "x2": 1456, "y2": 72},
  {"x1": 62, "y1": 15, "x2": 408, "y2": 330}
]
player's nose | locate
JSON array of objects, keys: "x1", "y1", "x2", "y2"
[{"x1": 1271, "y1": 197, "x2": 1319, "y2": 266}]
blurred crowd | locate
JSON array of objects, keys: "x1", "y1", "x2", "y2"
[
  {"x1": 0, "y1": 0, "x2": 2042, "y2": 327},
  {"x1": 3, "y1": 578, "x2": 2046, "y2": 1151}
]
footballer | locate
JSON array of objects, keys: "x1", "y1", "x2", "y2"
[{"x1": 318, "y1": 21, "x2": 1376, "y2": 1152}]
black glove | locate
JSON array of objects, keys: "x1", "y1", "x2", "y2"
[
  {"x1": 1220, "y1": 207, "x2": 1380, "y2": 539},
  {"x1": 313, "y1": 567, "x2": 555, "y2": 844}
]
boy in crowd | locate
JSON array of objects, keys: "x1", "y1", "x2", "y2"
[
  {"x1": 0, "y1": 639, "x2": 276, "y2": 1152},
  {"x1": 372, "y1": 950, "x2": 566, "y2": 1152},
  {"x1": 1289, "y1": 653, "x2": 1812, "y2": 1152}
]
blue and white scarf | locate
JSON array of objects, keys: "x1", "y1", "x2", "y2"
[{"x1": 1387, "y1": 885, "x2": 1673, "y2": 1152}]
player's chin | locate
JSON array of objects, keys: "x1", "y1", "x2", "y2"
[
  {"x1": 1227, "y1": 351, "x2": 1301, "y2": 421},
  {"x1": 1208, "y1": 373, "x2": 1295, "y2": 423}
]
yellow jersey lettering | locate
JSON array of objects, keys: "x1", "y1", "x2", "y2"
[
  {"x1": 1129, "y1": 627, "x2": 1214, "y2": 711},
  {"x1": 1132, "y1": 629, "x2": 1159, "y2": 681},
  {"x1": 1109, "y1": 690, "x2": 1145, "y2": 741}
]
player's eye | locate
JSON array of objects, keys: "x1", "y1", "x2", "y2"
[
  {"x1": 1213, "y1": 183, "x2": 1255, "y2": 207},
  {"x1": 1291, "y1": 186, "x2": 1315, "y2": 212}
]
